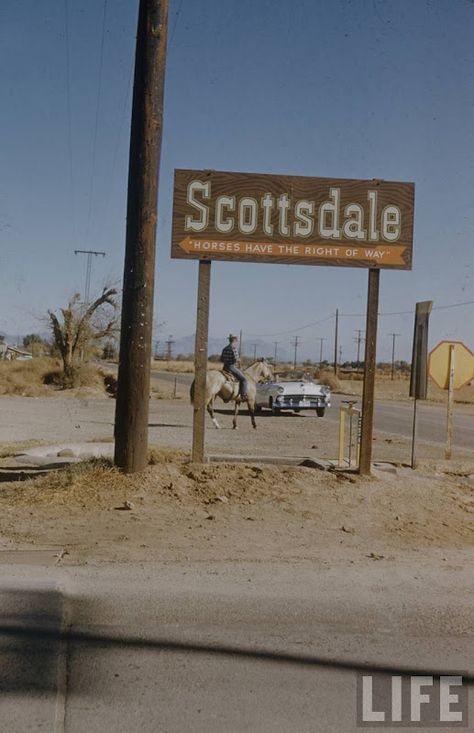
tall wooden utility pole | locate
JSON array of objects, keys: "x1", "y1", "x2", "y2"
[
  {"x1": 359, "y1": 269, "x2": 380, "y2": 475},
  {"x1": 115, "y1": 0, "x2": 169, "y2": 473},
  {"x1": 388, "y1": 332, "x2": 400, "y2": 380},
  {"x1": 354, "y1": 329, "x2": 364, "y2": 369},
  {"x1": 74, "y1": 249, "x2": 106, "y2": 304},
  {"x1": 291, "y1": 336, "x2": 300, "y2": 369},
  {"x1": 333, "y1": 308, "x2": 339, "y2": 375},
  {"x1": 317, "y1": 337, "x2": 325, "y2": 365}
]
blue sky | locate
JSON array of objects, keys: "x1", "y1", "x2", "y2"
[{"x1": 0, "y1": 0, "x2": 473, "y2": 361}]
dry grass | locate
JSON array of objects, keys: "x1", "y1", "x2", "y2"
[
  {"x1": 339, "y1": 373, "x2": 474, "y2": 404},
  {"x1": 315, "y1": 369, "x2": 342, "y2": 391},
  {"x1": 0, "y1": 447, "x2": 189, "y2": 508},
  {"x1": 0, "y1": 357, "x2": 116, "y2": 398},
  {"x1": 0, "y1": 357, "x2": 58, "y2": 397},
  {"x1": 148, "y1": 446, "x2": 189, "y2": 464}
]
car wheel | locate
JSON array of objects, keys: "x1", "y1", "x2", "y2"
[
  {"x1": 316, "y1": 407, "x2": 325, "y2": 417},
  {"x1": 254, "y1": 404, "x2": 262, "y2": 414}
]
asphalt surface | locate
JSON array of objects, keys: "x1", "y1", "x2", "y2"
[{"x1": 0, "y1": 557, "x2": 472, "y2": 732}]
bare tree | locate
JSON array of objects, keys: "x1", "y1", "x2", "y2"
[{"x1": 48, "y1": 288, "x2": 118, "y2": 385}]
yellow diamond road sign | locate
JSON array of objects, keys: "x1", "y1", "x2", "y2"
[{"x1": 429, "y1": 341, "x2": 474, "y2": 390}]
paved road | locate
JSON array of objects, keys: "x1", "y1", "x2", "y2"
[
  {"x1": 152, "y1": 370, "x2": 474, "y2": 452},
  {"x1": 0, "y1": 557, "x2": 472, "y2": 732}
]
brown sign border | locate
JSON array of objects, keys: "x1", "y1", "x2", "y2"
[{"x1": 171, "y1": 168, "x2": 415, "y2": 270}]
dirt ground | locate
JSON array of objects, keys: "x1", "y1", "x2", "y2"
[
  {"x1": 0, "y1": 367, "x2": 472, "y2": 570},
  {"x1": 0, "y1": 447, "x2": 472, "y2": 566}
]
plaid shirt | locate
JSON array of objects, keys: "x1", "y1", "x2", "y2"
[{"x1": 221, "y1": 343, "x2": 239, "y2": 368}]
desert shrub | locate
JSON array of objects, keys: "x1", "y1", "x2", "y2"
[
  {"x1": 0, "y1": 357, "x2": 58, "y2": 396},
  {"x1": 316, "y1": 370, "x2": 341, "y2": 391}
]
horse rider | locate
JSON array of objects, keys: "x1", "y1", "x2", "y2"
[{"x1": 221, "y1": 334, "x2": 248, "y2": 401}]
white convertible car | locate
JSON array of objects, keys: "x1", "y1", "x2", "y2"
[{"x1": 255, "y1": 378, "x2": 331, "y2": 416}]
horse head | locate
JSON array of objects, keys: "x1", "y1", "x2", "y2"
[{"x1": 248, "y1": 358, "x2": 274, "y2": 383}]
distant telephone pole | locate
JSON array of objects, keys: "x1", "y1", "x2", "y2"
[
  {"x1": 239, "y1": 329, "x2": 243, "y2": 358},
  {"x1": 354, "y1": 329, "x2": 364, "y2": 369},
  {"x1": 317, "y1": 337, "x2": 326, "y2": 365},
  {"x1": 273, "y1": 340, "x2": 279, "y2": 364},
  {"x1": 291, "y1": 336, "x2": 300, "y2": 369},
  {"x1": 333, "y1": 309, "x2": 339, "y2": 375},
  {"x1": 74, "y1": 249, "x2": 106, "y2": 304},
  {"x1": 252, "y1": 343, "x2": 257, "y2": 360},
  {"x1": 389, "y1": 332, "x2": 401, "y2": 380},
  {"x1": 165, "y1": 335, "x2": 175, "y2": 361}
]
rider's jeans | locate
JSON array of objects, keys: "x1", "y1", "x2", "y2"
[{"x1": 226, "y1": 364, "x2": 248, "y2": 398}]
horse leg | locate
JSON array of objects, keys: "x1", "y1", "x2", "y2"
[
  {"x1": 207, "y1": 398, "x2": 220, "y2": 429},
  {"x1": 248, "y1": 399, "x2": 257, "y2": 430},
  {"x1": 232, "y1": 399, "x2": 240, "y2": 429}
]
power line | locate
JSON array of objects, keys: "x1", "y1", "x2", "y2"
[
  {"x1": 102, "y1": 61, "x2": 134, "y2": 229},
  {"x1": 85, "y1": 0, "x2": 108, "y2": 244},
  {"x1": 170, "y1": 0, "x2": 184, "y2": 43},
  {"x1": 63, "y1": 0, "x2": 75, "y2": 243},
  {"x1": 74, "y1": 249, "x2": 106, "y2": 304},
  {"x1": 244, "y1": 300, "x2": 474, "y2": 343},
  {"x1": 255, "y1": 314, "x2": 333, "y2": 338},
  {"x1": 340, "y1": 300, "x2": 474, "y2": 317}
]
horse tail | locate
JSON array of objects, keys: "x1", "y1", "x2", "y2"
[{"x1": 190, "y1": 379, "x2": 195, "y2": 404}]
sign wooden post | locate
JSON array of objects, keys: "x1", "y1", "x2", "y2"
[
  {"x1": 192, "y1": 260, "x2": 212, "y2": 463},
  {"x1": 114, "y1": 0, "x2": 168, "y2": 473},
  {"x1": 359, "y1": 268, "x2": 380, "y2": 475}
]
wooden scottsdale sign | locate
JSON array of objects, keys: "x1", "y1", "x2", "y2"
[{"x1": 171, "y1": 169, "x2": 415, "y2": 269}]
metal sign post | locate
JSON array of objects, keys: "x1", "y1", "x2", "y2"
[{"x1": 445, "y1": 345, "x2": 455, "y2": 460}]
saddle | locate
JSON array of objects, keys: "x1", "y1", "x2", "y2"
[{"x1": 220, "y1": 370, "x2": 240, "y2": 402}]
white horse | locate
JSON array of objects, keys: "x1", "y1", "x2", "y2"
[{"x1": 190, "y1": 359, "x2": 273, "y2": 430}]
